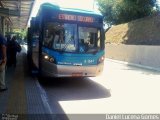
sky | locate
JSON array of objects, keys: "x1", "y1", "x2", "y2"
[
  {"x1": 28, "y1": 0, "x2": 160, "y2": 26},
  {"x1": 157, "y1": 0, "x2": 160, "y2": 7}
]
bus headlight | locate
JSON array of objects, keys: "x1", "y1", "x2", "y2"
[
  {"x1": 98, "y1": 55, "x2": 105, "y2": 63},
  {"x1": 49, "y1": 57, "x2": 54, "y2": 63},
  {"x1": 43, "y1": 54, "x2": 55, "y2": 63},
  {"x1": 44, "y1": 55, "x2": 49, "y2": 60}
]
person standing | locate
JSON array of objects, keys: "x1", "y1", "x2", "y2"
[
  {"x1": 6, "y1": 35, "x2": 12, "y2": 67},
  {"x1": 0, "y1": 33, "x2": 7, "y2": 92},
  {"x1": 7, "y1": 36, "x2": 21, "y2": 67}
]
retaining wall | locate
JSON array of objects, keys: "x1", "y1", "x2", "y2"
[{"x1": 105, "y1": 44, "x2": 160, "y2": 70}]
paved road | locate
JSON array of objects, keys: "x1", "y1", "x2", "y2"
[{"x1": 39, "y1": 59, "x2": 160, "y2": 114}]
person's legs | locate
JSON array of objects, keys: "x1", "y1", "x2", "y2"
[
  {"x1": 13, "y1": 55, "x2": 17, "y2": 67},
  {"x1": 0, "y1": 69, "x2": 7, "y2": 90},
  {"x1": 10, "y1": 53, "x2": 16, "y2": 67},
  {"x1": 7, "y1": 57, "x2": 12, "y2": 67}
]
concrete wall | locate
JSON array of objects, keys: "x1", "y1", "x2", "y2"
[{"x1": 105, "y1": 44, "x2": 160, "y2": 70}]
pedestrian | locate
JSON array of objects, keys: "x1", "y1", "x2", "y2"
[
  {"x1": 0, "y1": 33, "x2": 7, "y2": 92},
  {"x1": 6, "y1": 35, "x2": 12, "y2": 67},
  {"x1": 7, "y1": 36, "x2": 21, "y2": 67}
]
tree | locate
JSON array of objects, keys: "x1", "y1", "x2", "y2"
[
  {"x1": 96, "y1": 0, "x2": 157, "y2": 25},
  {"x1": 13, "y1": 29, "x2": 27, "y2": 39}
]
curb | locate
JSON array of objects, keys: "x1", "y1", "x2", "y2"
[
  {"x1": 35, "y1": 79, "x2": 53, "y2": 114},
  {"x1": 105, "y1": 58, "x2": 160, "y2": 72}
]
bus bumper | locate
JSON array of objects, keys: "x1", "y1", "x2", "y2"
[{"x1": 41, "y1": 62, "x2": 104, "y2": 77}]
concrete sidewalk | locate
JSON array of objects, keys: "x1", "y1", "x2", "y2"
[{"x1": 0, "y1": 51, "x2": 53, "y2": 120}]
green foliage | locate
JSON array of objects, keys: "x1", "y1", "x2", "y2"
[
  {"x1": 97, "y1": 0, "x2": 157, "y2": 25},
  {"x1": 13, "y1": 29, "x2": 27, "y2": 39}
]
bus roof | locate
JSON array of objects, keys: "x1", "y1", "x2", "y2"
[{"x1": 39, "y1": 3, "x2": 102, "y2": 16}]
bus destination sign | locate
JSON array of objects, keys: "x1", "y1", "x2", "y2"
[{"x1": 58, "y1": 14, "x2": 94, "y2": 23}]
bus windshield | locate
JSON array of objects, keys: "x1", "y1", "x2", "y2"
[
  {"x1": 79, "y1": 27, "x2": 101, "y2": 53},
  {"x1": 43, "y1": 22, "x2": 101, "y2": 53}
]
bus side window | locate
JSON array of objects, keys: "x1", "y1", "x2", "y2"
[
  {"x1": 43, "y1": 29, "x2": 50, "y2": 47},
  {"x1": 53, "y1": 35, "x2": 59, "y2": 49}
]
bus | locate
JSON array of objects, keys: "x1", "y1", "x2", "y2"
[{"x1": 27, "y1": 3, "x2": 105, "y2": 77}]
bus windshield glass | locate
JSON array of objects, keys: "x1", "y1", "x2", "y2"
[
  {"x1": 79, "y1": 27, "x2": 101, "y2": 53},
  {"x1": 43, "y1": 22, "x2": 77, "y2": 52},
  {"x1": 43, "y1": 22, "x2": 101, "y2": 53}
]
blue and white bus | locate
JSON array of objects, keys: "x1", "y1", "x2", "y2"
[{"x1": 27, "y1": 3, "x2": 105, "y2": 77}]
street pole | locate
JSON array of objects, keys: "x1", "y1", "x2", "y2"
[{"x1": 93, "y1": 0, "x2": 95, "y2": 10}]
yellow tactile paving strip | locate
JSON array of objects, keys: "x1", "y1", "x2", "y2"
[
  {"x1": 5, "y1": 53, "x2": 27, "y2": 119},
  {"x1": 0, "y1": 50, "x2": 51, "y2": 119}
]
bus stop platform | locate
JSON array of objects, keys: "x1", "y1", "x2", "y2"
[{"x1": 0, "y1": 47, "x2": 54, "y2": 120}]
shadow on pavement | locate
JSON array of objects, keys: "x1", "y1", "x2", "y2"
[
  {"x1": 39, "y1": 77, "x2": 111, "y2": 101},
  {"x1": 39, "y1": 77, "x2": 111, "y2": 114}
]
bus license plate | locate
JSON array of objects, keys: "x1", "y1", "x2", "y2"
[{"x1": 72, "y1": 72, "x2": 83, "y2": 77}]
